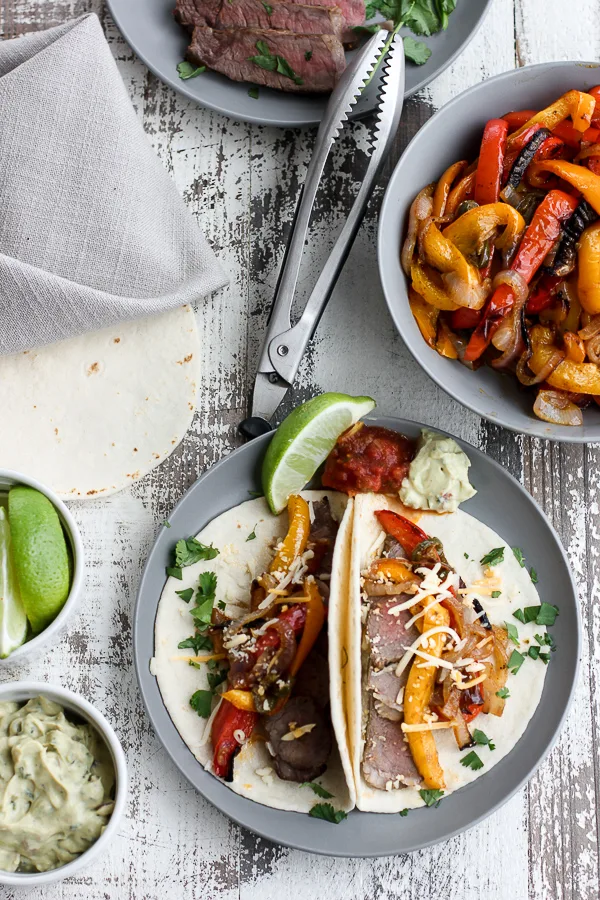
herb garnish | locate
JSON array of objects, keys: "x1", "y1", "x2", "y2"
[
  {"x1": 363, "y1": 0, "x2": 457, "y2": 68},
  {"x1": 505, "y1": 622, "x2": 519, "y2": 646},
  {"x1": 512, "y1": 546, "x2": 526, "y2": 567},
  {"x1": 176, "y1": 538, "x2": 219, "y2": 568},
  {"x1": 305, "y1": 49, "x2": 313, "y2": 61},
  {"x1": 262, "y1": 1, "x2": 273, "y2": 11},
  {"x1": 246, "y1": 524, "x2": 258, "y2": 542},
  {"x1": 301, "y1": 782, "x2": 334, "y2": 799},
  {"x1": 166, "y1": 566, "x2": 183, "y2": 580},
  {"x1": 399, "y1": 808, "x2": 409, "y2": 817},
  {"x1": 491, "y1": 590, "x2": 501, "y2": 598},
  {"x1": 163, "y1": 520, "x2": 171, "y2": 528},
  {"x1": 527, "y1": 645, "x2": 540, "y2": 660},
  {"x1": 460, "y1": 750, "x2": 484, "y2": 771},
  {"x1": 189, "y1": 690, "x2": 213, "y2": 718},
  {"x1": 508, "y1": 649, "x2": 525, "y2": 675},
  {"x1": 530, "y1": 568, "x2": 538, "y2": 584},
  {"x1": 496, "y1": 687, "x2": 510, "y2": 699},
  {"x1": 248, "y1": 86, "x2": 260, "y2": 100},
  {"x1": 473, "y1": 729, "x2": 496, "y2": 751},
  {"x1": 480, "y1": 547, "x2": 504, "y2": 567},
  {"x1": 464, "y1": 552, "x2": 469, "y2": 559},
  {"x1": 513, "y1": 604, "x2": 558, "y2": 627},
  {"x1": 176, "y1": 588, "x2": 194, "y2": 603},
  {"x1": 248, "y1": 40, "x2": 303, "y2": 85},
  {"x1": 207, "y1": 669, "x2": 228, "y2": 691},
  {"x1": 178, "y1": 633, "x2": 213, "y2": 655},
  {"x1": 419, "y1": 788, "x2": 444, "y2": 807},
  {"x1": 190, "y1": 572, "x2": 218, "y2": 625},
  {"x1": 308, "y1": 803, "x2": 348, "y2": 824},
  {"x1": 177, "y1": 61, "x2": 206, "y2": 80}
]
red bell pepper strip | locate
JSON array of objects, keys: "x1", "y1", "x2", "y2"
[
  {"x1": 464, "y1": 190, "x2": 579, "y2": 361},
  {"x1": 502, "y1": 110, "x2": 538, "y2": 132},
  {"x1": 374, "y1": 510, "x2": 429, "y2": 558},
  {"x1": 475, "y1": 119, "x2": 509, "y2": 205},
  {"x1": 552, "y1": 120, "x2": 600, "y2": 149},
  {"x1": 212, "y1": 699, "x2": 258, "y2": 778},
  {"x1": 450, "y1": 308, "x2": 482, "y2": 330},
  {"x1": 535, "y1": 135, "x2": 564, "y2": 162},
  {"x1": 526, "y1": 274, "x2": 562, "y2": 314},
  {"x1": 588, "y1": 157, "x2": 600, "y2": 176}
]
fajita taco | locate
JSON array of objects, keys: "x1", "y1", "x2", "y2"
[{"x1": 152, "y1": 490, "x2": 355, "y2": 814}]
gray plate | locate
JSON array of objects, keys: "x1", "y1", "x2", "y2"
[
  {"x1": 106, "y1": 0, "x2": 491, "y2": 127},
  {"x1": 379, "y1": 61, "x2": 600, "y2": 442},
  {"x1": 134, "y1": 416, "x2": 579, "y2": 856}
]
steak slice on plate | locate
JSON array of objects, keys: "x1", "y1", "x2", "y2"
[
  {"x1": 187, "y1": 26, "x2": 346, "y2": 92},
  {"x1": 175, "y1": 0, "x2": 344, "y2": 37}
]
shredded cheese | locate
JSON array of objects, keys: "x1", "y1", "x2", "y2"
[
  {"x1": 401, "y1": 721, "x2": 454, "y2": 733},
  {"x1": 455, "y1": 673, "x2": 488, "y2": 690},
  {"x1": 280, "y1": 723, "x2": 316, "y2": 742},
  {"x1": 395, "y1": 625, "x2": 462, "y2": 678}
]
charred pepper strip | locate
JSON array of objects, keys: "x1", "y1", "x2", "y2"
[
  {"x1": 432, "y1": 160, "x2": 468, "y2": 218},
  {"x1": 374, "y1": 510, "x2": 429, "y2": 558},
  {"x1": 548, "y1": 199, "x2": 598, "y2": 277},
  {"x1": 474, "y1": 119, "x2": 508, "y2": 205},
  {"x1": 212, "y1": 699, "x2": 258, "y2": 779},
  {"x1": 501, "y1": 128, "x2": 552, "y2": 195},
  {"x1": 526, "y1": 274, "x2": 562, "y2": 313},
  {"x1": 508, "y1": 90, "x2": 596, "y2": 146},
  {"x1": 464, "y1": 190, "x2": 579, "y2": 361}
]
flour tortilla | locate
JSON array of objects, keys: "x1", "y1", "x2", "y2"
[
  {"x1": 0, "y1": 306, "x2": 198, "y2": 498},
  {"x1": 347, "y1": 494, "x2": 548, "y2": 813},
  {"x1": 152, "y1": 491, "x2": 354, "y2": 813}
]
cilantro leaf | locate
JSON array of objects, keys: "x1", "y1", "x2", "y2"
[
  {"x1": 248, "y1": 41, "x2": 303, "y2": 85},
  {"x1": 275, "y1": 55, "x2": 303, "y2": 84},
  {"x1": 403, "y1": 4, "x2": 439, "y2": 36},
  {"x1": 163, "y1": 520, "x2": 171, "y2": 528},
  {"x1": 530, "y1": 567, "x2": 539, "y2": 584},
  {"x1": 178, "y1": 633, "x2": 213, "y2": 655},
  {"x1": 248, "y1": 86, "x2": 259, "y2": 99},
  {"x1": 262, "y1": 1, "x2": 273, "y2": 11},
  {"x1": 308, "y1": 803, "x2": 347, "y2": 824},
  {"x1": 305, "y1": 50, "x2": 313, "y2": 60},
  {"x1": 464, "y1": 552, "x2": 469, "y2": 559},
  {"x1": 491, "y1": 590, "x2": 501, "y2": 598},
  {"x1": 480, "y1": 547, "x2": 504, "y2": 567},
  {"x1": 512, "y1": 608, "x2": 526, "y2": 623},
  {"x1": 166, "y1": 566, "x2": 182, "y2": 580},
  {"x1": 399, "y1": 808, "x2": 409, "y2": 817},
  {"x1": 508, "y1": 649, "x2": 525, "y2": 675},
  {"x1": 505, "y1": 622, "x2": 520, "y2": 646},
  {"x1": 176, "y1": 588, "x2": 194, "y2": 603},
  {"x1": 177, "y1": 61, "x2": 206, "y2": 80},
  {"x1": 512, "y1": 547, "x2": 526, "y2": 567},
  {"x1": 535, "y1": 632, "x2": 556, "y2": 651},
  {"x1": 175, "y1": 538, "x2": 219, "y2": 568},
  {"x1": 496, "y1": 687, "x2": 510, "y2": 699},
  {"x1": 472, "y1": 729, "x2": 495, "y2": 750},
  {"x1": 460, "y1": 750, "x2": 484, "y2": 771},
  {"x1": 403, "y1": 36, "x2": 432, "y2": 65},
  {"x1": 536, "y1": 602, "x2": 558, "y2": 626},
  {"x1": 301, "y1": 782, "x2": 334, "y2": 799},
  {"x1": 198, "y1": 571, "x2": 218, "y2": 598},
  {"x1": 528, "y1": 645, "x2": 540, "y2": 660},
  {"x1": 189, "y1": 690, "x2": 213, "y2": 718},
  {"x1": 419, "y1": 788, "x2": 444, "y2": 807},
  {"x1": 435, "y1": 0, "x2": 456, "y2": 29},
  {"x1": 207, "y1": 669, "x2": 228, "y2": 691},
  {"x1": 191, "y1": 595, "x2": 215, "y2": 626},
  {"x1": 246, "y1": 525, "x2": 258, "y2": 542}
]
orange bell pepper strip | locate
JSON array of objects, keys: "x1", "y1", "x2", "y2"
[
  {"x1": 464, "y1": 190, "x2": 579, "y2": 361},
  {"x1": 529, "y1": 325, "x2": 600, "y2": 394},
  {"x1": 475, "y1": 119, "x2": 509, "y2": 205},
  {"x1": 445, "y1": 171, "x2": 476, "y2": 218},
  {"x1": 269, "y1": 494, "x2": 310, "y2": 577},
  {"x1": 409, "y1": 286, "x2": 439, "y2": 346},
  {"x1": 413, "y1": 220, "x2": 488, "y2": 311},
  {"x1": 528, "y1": 160, "x2": 600, "y2": 214},
  {"x1": 289, "y1": 577, "x2": 325, "y2": 677},
  {"x1": 435, "y1": 318, "x2": 459, "y2": 359},
  {"x1": 432, "y1": 160, "x2": 468, "y2": 218},
  {"x1": 442, "y1": 203, "x2": 525, "y2": 259},
  {"x1": 368, "y1": 558, "x2": 415, "y2": 583},
  {"x1": 508, "y1": 90, "x2": 596, "y2": 146},
  {"x1": 221, "y1": 689, "x2": 256, "y2": 712},
  {"x1": 563, "y1": 332, "x2": 586, "y2": 364},
  {"x1": 578, "y1": 221, "x2": 600, "y2": 314}
]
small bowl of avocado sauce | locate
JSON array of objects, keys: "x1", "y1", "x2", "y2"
[{"x1": 0, "y1": 684, "x2": 127, "y2": 886}]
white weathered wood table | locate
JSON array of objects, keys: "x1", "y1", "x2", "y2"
[{"x1": 1, "y1": 1, "x2": 599, "y2": 897}]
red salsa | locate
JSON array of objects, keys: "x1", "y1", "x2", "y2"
[{"x1": 322, "y1": 425, "x2": 415, "y2": 495}]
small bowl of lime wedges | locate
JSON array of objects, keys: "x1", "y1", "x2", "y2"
[{"x1": 0, "y1": 470, "x2": 83, "y2": 663}]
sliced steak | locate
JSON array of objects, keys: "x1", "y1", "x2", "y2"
[
  {"x1": 365, "y1": 596, "x2": 419, "y2": 670},
  {"x1": 175, "y1": 0, "x2": 344, "y2": 37},
  {"x1": 362, "y1": 699, "x2": 420, "y2": 790},
  {"x1": 294, "y1": 0, "x2": 364, "y2": 29},
  {"x1": 293, "y1": 647, "x2": 330, "y2": 709},
  {"x1": 367, "y1": 664, "x2": 406, "y2": 712},
  {"x1": 264, "y1": 696, "x2": 332, "y2": 782},
  {"x1": 187, "y1": 26, "x2": 345, "y2": 92}
]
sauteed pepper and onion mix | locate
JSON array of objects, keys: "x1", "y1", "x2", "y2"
[{"x1": 403, "y1": 87, "x2": 600, "y2": 426}]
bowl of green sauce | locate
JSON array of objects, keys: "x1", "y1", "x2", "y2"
[{"x1": 0, "y1": 683, "x2": 127, "y2": 886}]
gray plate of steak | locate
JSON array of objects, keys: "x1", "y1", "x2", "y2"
[
  {"x1": 365, "y1": 596, "x2": 419, "y2": 669},
  {"x1": 187, "y1": 26, "x2": 345, "y2": 93},
  {"x1": 176, "y1": 0, "x2": 345, "y2": 38},
  {"x1": 107, "y1": 0, "x2": 492, "y2": 126},
  {"x1": 362, "y1": 699, "x2": 420, "y2": 790}
]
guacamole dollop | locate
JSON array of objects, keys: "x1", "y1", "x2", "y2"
[
  {"x1": 399, "y1": 429, "x2": 476, "y2": 513},
  {"x1": 0, "y1": 696, "x2": 115, "y2": 873}
]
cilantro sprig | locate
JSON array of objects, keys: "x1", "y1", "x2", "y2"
[
  {"x1": 480, "y1": 547, "x2": 505, "y2": 567},
  {"x1": 419, "y1": 788, "x2": 444, "y2": 807},
  {"x1": 460, "y1": 750, "x2": 484, "y2": 771},
  {"x1": 301, "y1": 782, "x2": 334, "y2": 799},
  {"x1": 361, "y1": 0, "x2": 457, "y2": 75},
  {"x1": 248, "y1": 40, "x2": 303, "y2": 85},
  {"x1": 165, "y1": 536, "x2": 219, "y2": 580},
  {"x1": 473, "y1": 729, "x2": 496, "y2": 751},
  {"x1": 308, "y1": 803, "x2": 348, "y2": 824},
  {"x1": 177, "y1": 61, "x2": 206, "y2": 80}
]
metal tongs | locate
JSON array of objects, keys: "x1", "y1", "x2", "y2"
[{"x1": 240, "y1": 32, "x2": 405, "y2": 438}]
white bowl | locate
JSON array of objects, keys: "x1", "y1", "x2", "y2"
[
  {"x1": 0, "y1": 469, "x2": 84, "y2": 663},
  {"x1": 0, "y1": 682, "x2": 127, "y2": 886}
]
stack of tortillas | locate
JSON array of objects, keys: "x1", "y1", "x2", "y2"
[{"x1": 0, "y1": 16, "x2": 227, "y2": 497}]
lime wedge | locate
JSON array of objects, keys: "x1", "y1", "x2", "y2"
[
  {"x1": 262, "y1": 392, "x2": 376, "y2": 513},
  {"x1": 8, "y1": 486, "x2": 71, "y2": 635},
  {"x1": 0, "y1": 508, "x2": 28, "y2": 658}
]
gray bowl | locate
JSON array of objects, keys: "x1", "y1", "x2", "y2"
[
  {"x1": 378, "y1": 61, "x2": 600, "y2": 442},
  {"x1": 134, "y1": 416, "x2": 579, "y2": 856}
]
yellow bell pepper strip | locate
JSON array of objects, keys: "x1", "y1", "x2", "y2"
[
  {"x1": 464, "y1": 190, "x2": 579, "y2": 361},
  {"x1": 442, "y1": 203, "x2": 526, "y2": 261},
  {"x1": 368, "y1": 558, "x2": 415, "y2": 583},
  {"x1": 415, "y1": 219, "x2": 488, "y2": 310},
  {"x1": 578, "y1": 221, "x2": 600, "y2": 314},
  {"x1": 509, "y1": 90, "x2": 596, "y2": 146},
  {"x1": 409, "y1": 287, "x2": 439, "y2": 346},
  {"x1": 436, "y1": 318, "x2": 459, "y2": 359},
  {"x1": 432, "y1": 160, "x2": 468, "y2": 218},
  {"x1": 528, "y1": 160, "x2": 600, "y2": 215},
  {"x1": 289, "y1": 577, "x2": 325, "y2": 677},
  {"x1": 403, "y1": 601, "x2": 450, "y2": 790},
  {"x1": 563, "y1": 331, "x2": 586, "y2": 363},
  {"x1": 529, "y1": 324, "x2": 600, "y2": 394},
  {"x1": 269, "y1": 494, "x2": 310, "y2": 577},
  {"x1": 221, "y1": 689, "x2": 256, "y2": 712},
  {"x1": 411, "y1": 261, "x2": 459, "y2": 311},
  {"x1": 474, "y1": 119, "x2": 509, "y2": 205}
]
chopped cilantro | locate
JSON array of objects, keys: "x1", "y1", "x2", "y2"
[
  {"x1": 246, "y1": 525, "x2": 258, "y2": 542},
  {"x1": 496, "y1": 687, "x2": 510, "y2": 699},
  {"x1": 464, "y1": 552, "x2": 469, "y2": 559},
  {"x1": 178, "y1": 633, "x2": 212, "y2": 655},
  {"x1": 301, "y1": 782, "x2": 334, "y2": 799},
  {"x1": 539, "y1": 651, "x2": 551, "y2": 664},
  {"x1": 166, "y1": 566, "x2": 182, "y2": 580},
  {"x1": 189, "y1": 690, "x2": 213, "y2": 718},
  {"x1": 535, "y1": 632, "x2": 556, "y2": 651},
  {"x1": 305, "y1": 49, "x2": 313, "y2": 61},
  {"x1": 472, "y1": 729, "x2": 496, "y2": 751},
  {"x1": 528, "y1": 645, "x2": 540, "y2": 660},
  {"x1": 248, "y1": 86, "x2": 259, "y2": 99},
  {"x1": 508, "y1": 649, "x2": 525, "y2": 675},
  {"x1": 248, "y1": 41, "x2": 303, "y2": 86},
  {"x1": 505, "y1": 622, "x2": 520, "y2": 646},
  {"x1": 530, "y1": 567, "x2": 539, "y2": 584},
  {"x1": 191, "y1": 595, "x2": 215, "y2": 626},
  {"x1": 480, "y1": 547, "x2": 504, "y2": 567},
  {"x1": 491, "y1": 590, "x2": 501, "y2": 598},
  {"x1": 460, "y1": 750, "x2": 484, "y2": 771},
  {"x1": 190, "y1": 572, "x2": 218, "y2": 625},
  {"x1": 217, "y1": 599, "x2": 226, "y2": 611},
  {"x1": 177, "y1": 61, "x2": 206, "y2": 80},
  {"x1": 536, "y1": 602, "x2": 559, "y2": 626},
  {"x1": 207, "y1": 669, "x2": 228, "y2": 691},
  {"x1": 176, "y1": 588, "x2": 194, "y2": 603},
  {"x1": 419, "y1": 788, "x2": 444, "y2": 807},
  {"x1": 512, "y1": 608, "x2": 526, "y2": 623},
  {"x1": 176, "y1": 537, "x2": 219, "y2": 568},
  {"x1": 512, "y1": 547, "x2": 526, "y2": 567},
  {"x1": 308, "y1": 803, "x2": 347, "y2": 824},
  {"x1": 163, "y1": 520, "x2": 171, "y2": 528},
  {"x1": 399, "y1": 808, "x2": 409, "y2": 817},
  {"x1": 262, "y1": 1, "x2": 273, "y2": 11}
]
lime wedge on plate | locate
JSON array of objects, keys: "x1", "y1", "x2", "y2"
[
  {"x1": 8, "y1": 486, "x2": 71, "y2": 635},
  {"x1": 0, "y1": 507, "x2": 28, "y2": 658},
  {"x1": 262, "y1": 392, "x2": 376, "y2": 513}
]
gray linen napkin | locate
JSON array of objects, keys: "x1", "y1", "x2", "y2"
[{"x1": 0, "y1": 14, "x2": 228, "y2": 355}]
